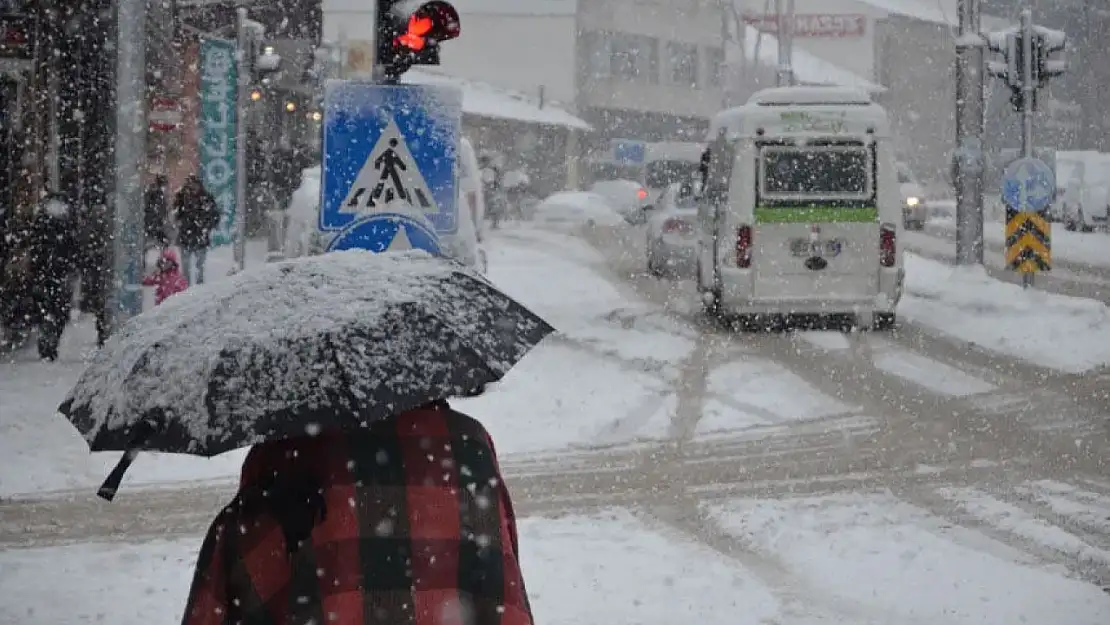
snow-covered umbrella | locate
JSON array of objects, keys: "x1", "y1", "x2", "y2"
[{"x1": 59, "y1": 249, "x2": 555, "y2": 500}]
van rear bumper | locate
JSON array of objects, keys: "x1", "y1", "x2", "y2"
[{"x1": 717, "y1": 267, "x2": 904, "y2": 316}]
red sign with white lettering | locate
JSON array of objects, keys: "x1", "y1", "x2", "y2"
[{"x1": 744, "y1": 13, "x2": 867, "y2": 38}]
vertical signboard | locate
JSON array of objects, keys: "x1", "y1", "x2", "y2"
[{"x1": 198, "y1": 39, "x2": 238, "y2": 246}]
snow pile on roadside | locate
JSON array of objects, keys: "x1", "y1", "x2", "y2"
[
  {"x1": 901, "y1": 254, "x2": 1110, "y2": 373},
  {"x1": 0, "y1": 511, "x2": 785, "y2": 625}
]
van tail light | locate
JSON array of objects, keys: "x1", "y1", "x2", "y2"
[
  {"x1": 879, "y1": 223, "x2": 897, "y2": 267},
  {"x1": 662, "y1": 218, "x2": 693, "y2": 235},
  {"x1": 736, "y1": 225, "x2": 753, "y2": 268}
]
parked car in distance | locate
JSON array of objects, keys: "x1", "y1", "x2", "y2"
[
  {"x1": 645, "y1": 182, "x2": 698, "y2": 278},
  {"x1": 588, "y1": 179, "x2": 653, "y2": 224},
  {"x1": 897, "y1": 161, "x2": 927, "y2": 230},
  {"x1": 533, "y1": 191, "x2": 627, "y2": 230}
]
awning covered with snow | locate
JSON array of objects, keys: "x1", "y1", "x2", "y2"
[
  {"x1": 404, "y1": 70, "x2": 591, "y2": 131},
  {"x1": 744, "y1": 26, "x2": 886, "y2": 94}
]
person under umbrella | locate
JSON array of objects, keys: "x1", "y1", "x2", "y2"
[{"x1": 60, "y1": 249, "x2": 552, "y2": 625}]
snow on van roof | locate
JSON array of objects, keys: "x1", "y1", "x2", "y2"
[
  {"x1": 743, "y1": 26, "x2": 885, "y2": 93},
  {"x1": 708, "y1": 92, "x2": 891, "y2": 140},
  {"x1": 747, "y1": 86, "x2": 873, "y2": 106}
]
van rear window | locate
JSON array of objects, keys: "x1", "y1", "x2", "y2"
[{"x1": 760, "y1": 146, "x2": 871, "y2": 199}]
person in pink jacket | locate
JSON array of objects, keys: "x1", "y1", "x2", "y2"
[{"x1": 142, "y1": 248, "x2": 189, "y2": 306}]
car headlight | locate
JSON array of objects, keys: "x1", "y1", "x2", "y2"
[{"x1": 905, "y1": 196, "x2": 921, "y2": 207}]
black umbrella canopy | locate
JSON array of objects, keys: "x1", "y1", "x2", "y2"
[{"x1": 60, "y1": 250, "x2": 554, "y2": 458}]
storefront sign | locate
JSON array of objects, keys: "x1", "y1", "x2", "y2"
[
  {"x1": 198, "y1": 38, "x2": 238, "y2": 247},
  {"x1": 0, "y1": 14, "x2": 33, "y2": 59},
  {"x1": 744, "y1": 13, "x2": 867, "y2": 38}
]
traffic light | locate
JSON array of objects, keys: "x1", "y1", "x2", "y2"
[
  {"x1": 985, "y1": 29, "x2": 1019, "y2": 87},
  {"x1": 1031, "y1": 25, "x2": 1067, "y2": 87},
  {"x1": 985, "y1": 25, "x2": 1066, "y2": 112},
  {"x1": 377, "y1": 0, "x2": 461, "y2": 80}
]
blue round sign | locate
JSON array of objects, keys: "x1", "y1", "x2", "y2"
[
  {"x1": 1002, "y1": 157, "x2": 1055, "y2": 212},
  {"x1": 326, "y1": 212, "x2": 443, "y2": 256}
]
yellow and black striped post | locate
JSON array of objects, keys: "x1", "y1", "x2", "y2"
[{"x1": 1004, "y1": 207, "x2": 1051, "y2": 278}]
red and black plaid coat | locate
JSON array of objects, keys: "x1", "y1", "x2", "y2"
[{"x1": 181, "y1": 402, "x2": 534, "y2": 625}]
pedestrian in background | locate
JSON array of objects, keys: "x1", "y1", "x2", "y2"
[
  {"x1": 143, "y1": 174, "x2": 170, "y2": 266},
  {"x1": 142, "y1": 248, "x2": 189, "y2": 306},
  {"x1": 173, "y1": 175, "x2": 220, "y2": 285},
  {"x1": 28, "y1": 192, "x2": 78, "y2": 360}
]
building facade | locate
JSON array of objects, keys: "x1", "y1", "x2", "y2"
[{"x1": 438, "y1": 0, "x2": 728, "y2": 153}]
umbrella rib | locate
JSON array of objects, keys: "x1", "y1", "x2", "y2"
[{"x1": 323, "y1": 332, "x2": 364, "y2": 418}]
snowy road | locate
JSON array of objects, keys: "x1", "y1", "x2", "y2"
[{"x1": 2, "y1": 225, "x2": 1109, "y2": 624}]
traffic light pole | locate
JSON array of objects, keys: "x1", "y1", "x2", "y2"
[
  {"x1": 954, "y1": 0, "x2": 985, "y2": 266},
  {"x1": 774, "y1": 0, "x2": 795, "y2": 87},
  {"x1": 1020, "y1": 9, "x2": 1034, "y2": 160},
  {"x1": 1019, "y1": 8, "x2": 1035, "y2": 289}
]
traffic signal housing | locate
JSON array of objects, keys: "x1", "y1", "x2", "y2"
[
  {"x1": 985, "y1": 25, "x2": 1066, "y2": 113},
  {"x1": 377, "y1": 0, "x2": 461, "y2": 80}
]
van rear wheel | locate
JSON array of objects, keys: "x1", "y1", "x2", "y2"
[{"x1": 872, "y1": 312, "x2": 896, "y2": 331}]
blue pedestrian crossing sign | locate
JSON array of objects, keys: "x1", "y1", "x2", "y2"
[
  {"x1": 1002, "y1": 157, "x2": 1056, "y2": 213},
  {"x1": 319, "y1": 81, "x2": 462, "y2": 246},
  {"x1": 326, "y1": 211, "x2": 443, "y2": 256}
]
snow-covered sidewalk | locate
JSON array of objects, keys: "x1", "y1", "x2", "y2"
[
  {"x1": 901, "y1": 254, "x2": 1110, "y2": 373},
  {"x1": 924, "y1": 210, "x2": 1110, "y2": 270}
]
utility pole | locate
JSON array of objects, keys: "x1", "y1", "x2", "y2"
[
  {"x1": 1020, "y1": 9, "x2": 1034, "y2": 159},
  {"x1": 774, "y1": 0, "x2": 795, "y2": 87},
  {"x1": 110, "y1": 0, "x2": 147, "y2": 325},
  {"x1": 953, "y1": 0, "x2": 986, "y2": 266},
  {"x1": 234, "y1": 8, "x2": 250, "y2": 273}
]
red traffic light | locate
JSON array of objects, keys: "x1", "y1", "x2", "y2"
[{"x1": 390, "y1": 0, "x2": 460, "y2": 51}]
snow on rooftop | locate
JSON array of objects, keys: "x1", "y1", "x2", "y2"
[
  {"x1": 858, "y1": 0, "x2": 1010, "y2": 28},
  {"x1": 452, "y1": 0, "x2": 576, "y2": 16},
  {"x1": 404, "y1": 69, "x2": 591, "y2": 130},
  {"x1": 744, "y1": 26, "x2": 885, "y2": 93}
]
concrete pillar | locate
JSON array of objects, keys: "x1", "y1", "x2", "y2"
[{"x1": 565, "y1": 128, "x2": 580, "y2": 190}]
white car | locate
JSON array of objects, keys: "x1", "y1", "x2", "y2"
[
  {"x1": 1061, "y1": 181, "x2": 1109, "y2": 232},
  {"x1": 588, "y1": 179, "x2": 652, "y2": 224},
  {"x1": 533, "y1": 191, "x2": 626, "y2": 229},
  {"x1": 897, "y1": 162, "x2": 927, "y2": 230},
  {"x1": 645, "y1": 183, "x2": 698, "y2": 277},
  {"x1": 441, "y1": 136, "x2": 488, "y2": 272}
]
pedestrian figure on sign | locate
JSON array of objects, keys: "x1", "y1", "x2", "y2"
[
  {"x1": 372, "y1": 138, "x2": 408, "y2": 205},
  {"x1": 173, "y1": 175, "x2": 220, "y2": 286}
]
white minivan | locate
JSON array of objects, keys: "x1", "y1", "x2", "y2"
[{"x1": 695, "y1": 86, "x2": 905, "y2": 330}]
